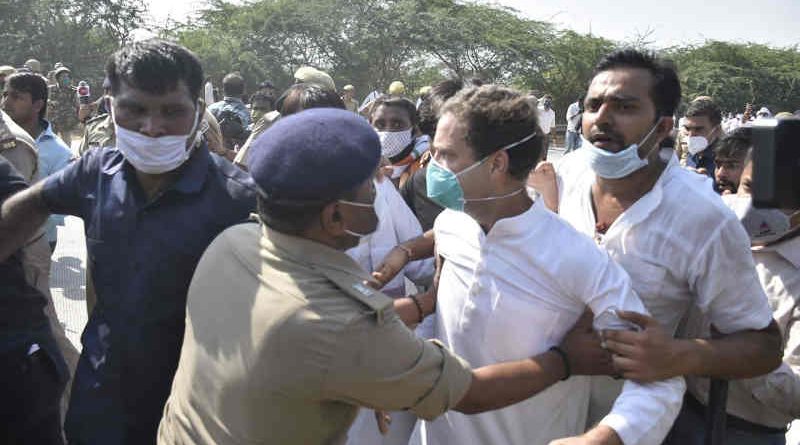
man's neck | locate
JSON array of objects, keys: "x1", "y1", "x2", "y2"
[
  {"x1": 594, "y1": 159, "x2": 666, "y2": 208},
  {"x1": 134, "y1": 169, "x2": 180, "y2": 201},
  {"x1": 476, "y1": 186, "x2": 533, "y2": 233},
  {"x1": 21, "y1": 118, "x2": 43, "y2": 140}
]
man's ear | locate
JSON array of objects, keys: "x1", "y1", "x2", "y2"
[
  {"x1": 33, "y1": 99, "x2": 45, "y2": 118},
  {"x1": 490, "y1": 148, "x2": 510, "y2": 175},
  {"x1": 319, "y1": 201, "x2": 346, "y2": 237}
]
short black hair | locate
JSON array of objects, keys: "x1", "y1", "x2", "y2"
[
  {"x1": 594, "y1": 49, "x2": 681, "y2": 117},
  {"x1": 222, "y1": 72, "x2": 245, "y2": 97},
  {"x1": 685, "y1": 98, "x2": 722, "y2": 126},
  {"x1": 418, "y1": 78, "x2": 479, "y2": 137},
  {"x1": 440, "y1": 85, "x2": 545, "y2": 181},
  {"x1": 6, "y1": 72, "x2": 48, "y2": 120},
  {"x1": 715, "y1": 127, "x2": 751, "y2": 160},
  {"x1": 369, "y1": 95, "x2": 418, "y2": 125},
  {"x1": 276, "y1": 83, "x2": 345, "y2": 116},
  {"x1": 250, "y1": 92, "x2": 274, "y2": 111},
  {"x1": 106, "y1": 38, "x2": 203, "y2": 101}
]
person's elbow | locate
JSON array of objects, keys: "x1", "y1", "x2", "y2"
[{"x1": 760, "y1": 320, "x2": 784, "y2": 373}]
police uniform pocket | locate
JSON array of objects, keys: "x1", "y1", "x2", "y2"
[{"x1": 485, "y1": 289, "x2": 560, "y2": 362}]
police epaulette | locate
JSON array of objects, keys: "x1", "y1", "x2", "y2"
[{"x1": 0, "y1": 113, "x2": 18, "y2": 151}]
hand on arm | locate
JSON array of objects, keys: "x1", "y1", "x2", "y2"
[
  {"x1": 603, "y1": 311, "x2": 782, "y2": 381},
  {"x1": 560, "y1": 310, "x2": 616, "y2": 376},
  {"x1": 0, "y1": 181, "x2": 51, "y2": 261},
  {"x1": 370, "y1": 229, "x2": 435, "y2": 288}
]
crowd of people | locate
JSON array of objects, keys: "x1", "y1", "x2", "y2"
[{"x1": 0, "y1": 38, "x2": 798, "y2": 445}]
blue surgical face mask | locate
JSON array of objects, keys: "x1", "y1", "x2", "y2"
[
  {"x1": 581, "y1": 119, "x2": 663, "y2": 179},
  {"x1": 426, "y1": 131, "x2": 537, "y2": 211}
]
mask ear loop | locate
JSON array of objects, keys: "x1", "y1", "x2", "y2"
[
  {"x1": 461, "y1": 130, "x2": 539, "y2": 203},
  {"x1": 639, "y1": 117, "x2": 671, "y2": 164}
]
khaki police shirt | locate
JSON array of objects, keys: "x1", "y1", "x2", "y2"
[
  {"x1": 0, "y1": 110, "x2": 38, "y2": 182},
  {"x1": 78, "y1": 113, "x2": 115, "y2": 156},
  {"x1": 157, "y1": 222, "x2": 472, "y2": 445},
  {"x1": 233, "y1": 110, "x2": 280, "y2": 168}
]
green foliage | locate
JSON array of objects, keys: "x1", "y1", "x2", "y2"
[
  {"x1": 0, "y1": 0, "x2": 146, "y2": 89},
  {"x1": 668, "y1": 41, "x2": 800, "y2": 113},
  {"x1": 3, "y1": 0, "x2": 798, "y2": 116}
]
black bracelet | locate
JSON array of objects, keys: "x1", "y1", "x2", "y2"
[
  {"x1": 549, "y1": 346, "x2": 571, "y2": 381},
  {"x1": 409, "y1": 294, "x2": 425, "y2": 323}
]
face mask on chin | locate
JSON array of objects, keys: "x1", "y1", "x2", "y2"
[
  {"x1": 111, "y1": 100, "x2": 201, "y2": 175},
  {"x1": 581, "y1": 118, "x2": 666, "y2": 179}
]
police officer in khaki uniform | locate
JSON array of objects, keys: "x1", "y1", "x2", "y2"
[
  {"x1": 47, "y1": 63, "x2": 79, "y2": 144},
  {"x1": 78, "y1": 113, "x2": 114, "y2": 156},
  {"x1": 158, "y1": 109, "x2": 595, "y2": 445}
]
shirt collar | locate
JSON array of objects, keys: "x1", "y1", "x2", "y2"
[
  {"x1": 35, "y1": 119, "x2": 56, "y2": 143},
  {"x1": 487, "y1": 198, "x2": 543, "y2": 238},
  {"x1": 260, "y1": 223, "x2": 371, "y2": 281},
  {"x1": 171, "y1": 143, "x2": 211, "y2": 194},
  {"x1": 223, "y1": 96, "x2": 245, "y2": 105},
  {"x1": 588, "y1": 153, "x2": 677, "y2": 239}
]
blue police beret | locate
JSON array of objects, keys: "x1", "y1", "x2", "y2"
[{"x1": 248, "y1": 108, "x2": 380, "y2": 202}]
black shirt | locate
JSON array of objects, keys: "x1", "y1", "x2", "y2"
[
  {"x1": 401, "y1": 165, "x2": 444, "y2": 232},
  {"x1": 0, "y1": 156, "x2": 50, "y2": 354}
]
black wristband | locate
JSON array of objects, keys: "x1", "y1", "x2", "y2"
[
  {"x1": 409, "y1": 294, "x2": 425, "y2": 323},
  {"x1": 549, "y1": 346, "x2": 571, "y2": 381}
]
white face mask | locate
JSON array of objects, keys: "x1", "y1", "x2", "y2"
[
  {"x1": 111, "y1": 101, "x2": 201, "y2": 175},
  {"x1": 686, "y1": 135, "x2": 708, "y2": 155},
  {"x1": 722, "y1": 194, "x2": 793, "y2": 244},
  {"x1": 581, "y1": 119, "x2": 664, "y2": 179},
  {"x1": 377, "y1": 129, "x2": 413, "y2": 159}
]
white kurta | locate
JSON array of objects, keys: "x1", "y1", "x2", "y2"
[
  {"x1": 346, "y1": 178, "x2": 435, "y2": 445},
  {"x1": 556, "y1": 150, "x2": 775, "y2": 430},
  {"x1": 424, "y1": 199, "x2": 684, "y2": 445}
]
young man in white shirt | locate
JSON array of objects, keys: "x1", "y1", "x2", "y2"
[
  {"x1": 538, "y1": 95, "x2": 556, "y2": 152},
  {"x1": 421, "y1": 84, "x2": 684, "y2": 445},
  {"x1": 565, "y1": 98, "x2": 582, "y2": 152},
  {"x1": 554, "y1": 49, "x2": 782, "y2": 436}
]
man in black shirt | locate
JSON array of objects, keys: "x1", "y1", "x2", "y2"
[{"x1": 0, "y1": 156, "x2": 67, "y2": 444}]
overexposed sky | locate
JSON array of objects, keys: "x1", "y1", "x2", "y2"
[{"x1": 144, "y1": 0, "x2": 800, "y2": 49}]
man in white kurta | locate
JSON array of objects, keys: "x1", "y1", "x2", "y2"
[
  {"x1": 426, "y1": 199, "x2": 684, "y2": 445},
  {"x1": 421, "y1": 84, "x2": 683, "y2": 445},
  {"x1": 553, "y1": 49, "x2": 779, "y2": 436}
]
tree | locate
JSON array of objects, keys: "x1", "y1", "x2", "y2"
[{"x1": 0, "y1": 0, "x2": 146, "y2": 90}]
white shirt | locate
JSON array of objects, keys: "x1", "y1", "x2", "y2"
[
  {"x1": 424, "y1": 199, "x2": 684, "y2": 445},
  {"x1": 566, "y1": 102, "x2": 581, "y2": 132},
  {"x1": 556, "y1": 151, "x2": 775, "y2": 426},
  {"x1": 538, "y1": 106, "x2": 556, "y2": 135},
  {"x1": 683, "y1": 235, "x2": 800, "y2": 429}
]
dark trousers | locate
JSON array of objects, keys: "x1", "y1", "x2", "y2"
[
  {"x1": 0, "y1": 347, "x2": 65, "y2": 444},
  {"x1": 664, "y1": 394, "x2": 787, "y2": 445}
]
